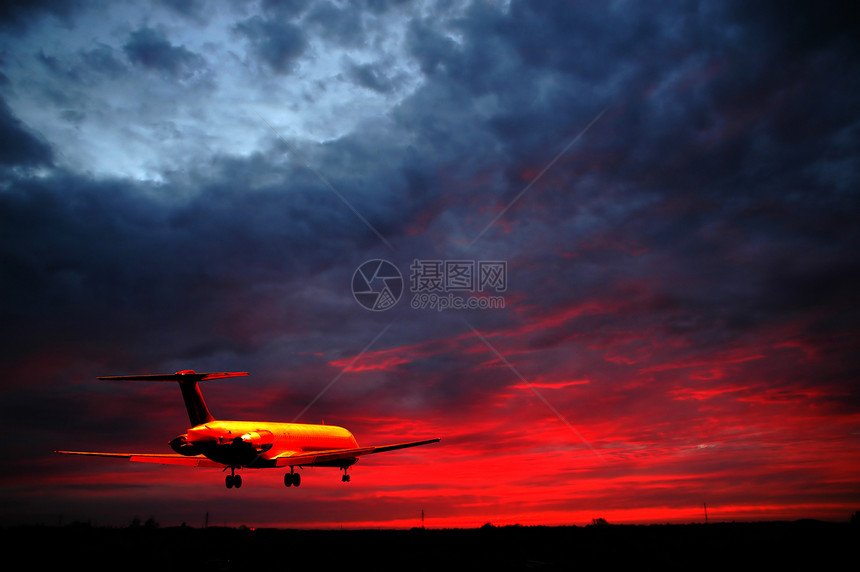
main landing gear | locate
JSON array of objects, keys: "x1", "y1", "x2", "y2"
[
  {"x1": 284, "y1": 469, "x2": 301, "y2": 487},
  {"x1": 341, "y1": 467, "x2": 351, "y2": 483},
  {"x1": 225, "y1": 467, "x2": 242, "y2": 489}
]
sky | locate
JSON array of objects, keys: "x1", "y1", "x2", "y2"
[{"x1": 1, "y1": 0, "x2": 859, "y2": 529}]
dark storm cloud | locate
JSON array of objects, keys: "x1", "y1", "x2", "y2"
[
  {"x1": 355, "y1": 3, "x2": 860, "y2": 455},
  {"x1": 156, "y1": 0, "x2": 208, "y2": 20},
  {"x1": 304, "y1": 1, "x2": 367, "y2": 47},
  {"x1": 347, "y1": 61, "x2": 400, "y2": 93},
  {"x1": 80, "y1": 44, "x2": 128, "y2": 79},
  {"x1": 123, "y1": 27, "x2": 208, "y2": 80},
  {"x1": 0, "y1": 143, "x2": 411, "y2": 401},
  {"x1": 0, "y1": 160, "x2": 388, "y2": 367},
  {"x1": 233, "y1": 15, "x2": 308, "y2": 75},
  {"x1": 0, "y1": 0, "x2": 85, "y2": 33},
  {"x1": 260, "y1": 0, "x2": 314, "y2": 15},
  {"x1": 0, "y1": 97, "x2": 53, "y2": 167},
  {"x1": 729, "y1": 0, "x2": 860, "y2": 55}
]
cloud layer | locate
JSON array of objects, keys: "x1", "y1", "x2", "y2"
[{"x1": 1, "y1": 0, "x2": 858, "y2": 528}]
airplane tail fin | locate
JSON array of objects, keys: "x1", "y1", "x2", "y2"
[{"x1": 97, "y1": 370, "x2": 248, "y2": 427}]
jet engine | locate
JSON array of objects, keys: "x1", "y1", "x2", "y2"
[
  {"x1": 168, "y1": 433, "x2": 203, "y2": 456},
  {"x1": 238, "y1": 430, "x2": 275, "y2": 452}
]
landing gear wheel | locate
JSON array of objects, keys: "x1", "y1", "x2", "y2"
[
  {"x1": 284, "y1": 472, "x2": 301, "y2": 487},
  {"x1": 226, "y1": 469, "x2": 241, "y2": 489},
  {"x1": 340, "y1": 466, "x2": 352, "y2": 483}
]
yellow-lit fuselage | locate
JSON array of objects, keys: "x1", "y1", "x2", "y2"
[{"x1": 172, "y1": 420, "x2": 359, "y2": 468}]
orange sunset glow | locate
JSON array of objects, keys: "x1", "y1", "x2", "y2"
[{"x1": 1, "y1": 1, "x2": 858, "y2": 530}]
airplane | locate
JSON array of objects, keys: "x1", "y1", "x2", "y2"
[{"x1": 56, "y1": 370, "x2": 440, "y2": 489}]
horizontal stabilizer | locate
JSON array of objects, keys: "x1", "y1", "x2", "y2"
[
  {"x1": 55, "y1": 450, "x2": 223, "y2": 468},
  {"x1": 97, "y1": 370, "x2": 248, "y2": 382}
]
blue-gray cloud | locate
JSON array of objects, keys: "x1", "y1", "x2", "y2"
[
  {"x1": 233, "y1": 15, "x2": 308, "y2": 75},
  {"x1": 0, "y1": 97, "x2": 53, "y2": 167},
  {"x1": 123, "y1": 27, "x2": 208, "y2": 80}
]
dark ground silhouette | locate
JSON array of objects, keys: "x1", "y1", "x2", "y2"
[{"x1": 5, "y1": 520, "x2": 856, "y2": 570}]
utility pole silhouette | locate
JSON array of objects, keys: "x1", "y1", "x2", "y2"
[{"x1": 703, "y1": 503, "x2": 708, "y2": 524}]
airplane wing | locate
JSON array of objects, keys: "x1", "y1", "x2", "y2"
[
  {"x1": 272, "y1": 438, "x2": 441, "y2": 468},
  {"x1": 55, "y1": 451, "x2": 224, "y2": 468},
  {"x1": 56, "y1": 437, "x2": 440, "y2": 469}
]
